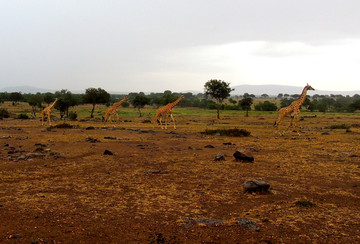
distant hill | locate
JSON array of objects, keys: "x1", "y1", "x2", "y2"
[
  {"x1": 231, "y1": 84, "x2": 360, "y2": 96},
  {"x1": 0, "y1": 86, "x2": 55, "y2": 93}
]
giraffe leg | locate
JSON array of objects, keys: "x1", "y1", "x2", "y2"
[
  {"x1": 41, "y1": 112, "x2": 44, "y2": 126},
  {"x1": 170, "y1": 114, "x2": 176, "y2": 129},
  {"x1": 48, "y1": 112, "x2": 51, "y2": 126},
  {"x1": 275, "y1": 114, "x2": 285, "y2": 135},
  {"x1": 293, "y1": 114, "x2": 301, "y2": 135},
  {"x1": 285, "y1": 116, "x2": 294, "y2": 132},
  {"x1": 165, "y1": 114, "x2": 169, "y2": 129}
]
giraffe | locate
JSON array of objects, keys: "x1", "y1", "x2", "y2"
[
  {"x1": 274, "y1": 84, "x2": 315, "y2": 135},
  {"x1": 153, "y1": 95, "x2": 184, "y2": 129},
  {"x1": 104, "y1": 96, "x2": 128, "y2": 122},
  {"x1": 41, "y1": 98, "x2": 58, "y2": 126}
]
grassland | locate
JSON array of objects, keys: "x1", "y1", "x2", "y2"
[{"x1": 0, "y1": 102, "x2": 360, "y2": 243}]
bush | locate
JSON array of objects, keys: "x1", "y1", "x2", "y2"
[
  {"x1": 69, "y1": 111, "x2": 78, "y2": 121},
  {"x1": 328, "y1": 124, "x2": 350, "y2": 130},
  {"x1": 295, "y1": 200, "x2": 316, "y2": 207},
  {"x1": 17, "y1": 113, "x2": 29, "y2": 119},
  {"x1": 0, "y1": 108, "x2": 10, "y2": 119},
  {"x1": 201, "y1": 128, "x2": 251, "y2": 137},
  {"x1": 254, "y1": 101, "x2": 278, "y2": 111}
]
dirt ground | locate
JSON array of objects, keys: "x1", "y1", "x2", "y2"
[{"x1": 1, "y1": 113, "x2": 360, "y2": 243}]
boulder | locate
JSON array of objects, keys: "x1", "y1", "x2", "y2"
[
  {"x1": 233, "y1": 149, "x2": 254, "y2": 162},
  {"x1": 104, "y1": 149, "x2": 114, "y2": 155},
  {"x1": 243, "y1": 180, "x2": 270, "y2": 193}
]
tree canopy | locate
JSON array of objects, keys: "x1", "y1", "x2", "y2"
[{"x1": 204, "y1": 79, "x2": 233, "y2": 119}]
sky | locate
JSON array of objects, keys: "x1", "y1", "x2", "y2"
[{"x1": 1, "y1": 0, "x2": 360, "y2": 93}]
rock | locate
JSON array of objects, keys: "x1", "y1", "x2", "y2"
[
  {"x1": 223, "y1": 142, "x2": 232, "y2": 145},
  {"x1": 16, "y1": 156, "x2": 27, "y2": 161},
  {"x1": 237, "y1": 218, "x2": 260, "y2": 231},
  {"x1": 233, "y1": 149, "x2": 254, "y2": 162},
  {"x1": 26, "y1": 153, "x2": 46, "y2": 158},
  {"x1": 85, "y1": 126, "x2": 95, "y2": 130},
  {"x1": 104, "y1": 149, "x2": 114, "y2": 155},
  {"x1": 204, "y1": 144, "x2": 215, "y2": 148},
  {"x1": 243, "y1": 180, "x2": 270, "y2": 193},
  {"x1": 104, "y1": 136, "x2": 117, "y2": 140},
  {"x1": 143, "y1": 170, "x2": 169, "y2": 174},
  {"x1": 1, "y1": 136, "x2": 11, "y2": 139},
  {"x1": 322, "y1": 131, "x2": 330, "y2": 135},
  {"x1": 188, "y1": 146, "x2": 194, "y2": 150},
  {"x1": 214, "y1": 152, "x2": 226, "y2": 161}
]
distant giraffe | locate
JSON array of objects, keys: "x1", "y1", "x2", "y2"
[
  {"x1": 104, "y1": 96, "x2": 128, "y2": 122},
  {"x1": 154, "y1": 95, "x2": 184, "y2": 129},
  {"x1": 274, "y1": 84, "x2": 315, "y2": 135},
  {"x1": 41, "y1": 98, "x2": 58, "y2": 126}
]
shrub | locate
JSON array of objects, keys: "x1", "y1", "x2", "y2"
[
  {"x1": 254, "y1": 101, "x2": 278, "y2": 111},
  {"x1": 328, "y1": 124, "x2": 350, "y2": 130},
  {"x1": 51, "y1": 123, "x2": 73, "y2": 129},
  {"x1": 201, "y1": 128, "x2": 251, "y2": 137},
  {"x1": 0, "y1": 108, "x2": 10, "y2": 119},
  {"x1": 69, "y1": 111, "x2": 78, "y2": 121},
  {"x1": 17, "y1": 113, "x2": 29, "y2": 119},
  {"x1": 295, "y1": 200, "x2": 316, "y2": 207}
]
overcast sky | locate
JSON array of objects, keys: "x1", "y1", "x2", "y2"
[{"x1": 1, "y1": 0, "x2": 360, "y2": 93}]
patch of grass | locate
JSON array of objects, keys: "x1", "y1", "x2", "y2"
[
  {"x1": 201, "y1": 128, "x2": 251, "y2": 137},
  {"x1": 51, "y1": 123, "x2": 73, "y2": 129},
  {"x1": 328, "y1": 124, "x2": 350, "y2": 130},
  {"x1": 295, "y1": 200, "x2": 316, "y2": 207}
]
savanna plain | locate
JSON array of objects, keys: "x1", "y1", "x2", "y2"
[{"x1": 1, "y1": 104, "x2": 360, "y2": 243}]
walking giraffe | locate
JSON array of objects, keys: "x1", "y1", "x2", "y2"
[
  {"x1": 274, "y1": 84, "x2": 315, "y2": 135},
  {"x1": 41, "y1": 98, "x2": 58, "y2": 126},
  {"x1": 104, "y1": 96, "x2": 128, "y2": 122},
  {"x1": 153, "y1": 95, "x2": 184, "y2": 129}
]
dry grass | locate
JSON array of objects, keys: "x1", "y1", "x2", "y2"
[{"x1": 0, "y1": 110, "x2": 360, "y2": 243}]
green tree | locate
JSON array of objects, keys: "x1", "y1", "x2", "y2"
[
  {"x1": 43, "y1": 92, "x2": 55, "y2": 105},
  {"x1": 239, "y1": 97, "x2": 253, "y2": 117},
  {"x1": 55, "y1": 90, "x2": 78, "y2": 117},
  {"x1": 204, "y1": 79, "x2": 233, "y2": 119},
  {"x1": 9, "y1": 92, "x2": 24, "y2": 105},
  {"x1": 83, "y1": 88, "x2": 110, "y2": 118},
  {"x1": 132, "y1": 95, "x2": 150, "y2": 117},
  {"x1": 254, "y1": 101, "x2": 277, "y2": 111},
  {"x1": 28, "y1": 93, "x2": 44, "y2": 117}
]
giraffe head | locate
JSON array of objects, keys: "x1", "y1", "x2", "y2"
[{"x1": 306, "y1": 83, "x2": 315, "y2": 91}]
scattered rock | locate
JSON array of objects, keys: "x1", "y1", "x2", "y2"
[
  {"x1": 188, "y1": 146, "x2": 194, "y2": 150},
  {"x1": 204, "y1": 144, "x2": 215, "y2": 148},
  {"x1": 35, "y1": 143, "x2": 47, "y2": 147},
  {"x1": 243, "y1": 180, "x2": 270, "y2": 193},
  {"x1": 104, "y1": 149, "x2": 114, "y2": 155},
  {"x1": 214, "y1": 152, "x2": 226, "y2": 161},
  {"x1": 322, "y1": 131, "x2": 330, "y2": 135},
  {"x1": 26, "y1": 153, "x2": 46, "y2": 158},
  {"x1": 142, "y1": 119, "x2": 151, "y2": 123},
  {"x1": 191, "y1": 218, "x2": 226, "y2": 226},
  {"x1": 86, "y1": 137, "x2": 100, "y2": 143},
  {"x1": 104, "y1": 136, "x2": 117, "y2": 140},
  {"x1": 143, "y1": 170, "x2": 169, "y2": 174},
  {"x1": 233, "y1": 149, "x2": 254, "y2": 162},
  {"x1": 223, "y1": 142, "x2": 232, "y2": 145},
  {"x1": 237, "y1": 218, "x2": 260, "y2": 231},
  {"x1": 1, "y1": 136, "x2": 11, "y2": 139},
  {"x1": 85, "y1": 126, "x2": 95, "y2": 130}
]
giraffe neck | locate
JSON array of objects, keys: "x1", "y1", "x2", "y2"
[
  {"x1": 296, "y1": 87, "x2": 309, "y2": 106},
  {"x1": 169, "y1": 96, "x2": 183, "y2": 108},
  {"x1": 49, "y1": 99, "x2": 57, "y2": 109},
  {"x1": 113, "y1": 97, "x2": 127, "y2": 108}
]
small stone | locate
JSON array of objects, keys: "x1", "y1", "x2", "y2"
[
  {"x1": 143, "y1": 170, "x2": 169, "y2": 174},
  {"x1": 204, "y1": 145, "x2": 215, "y2": 148},
  {"x1": 85, "y1": 126, "x2": 95, "y2": 130},
  {"x1": 322, "y1": 131, "x2": 330, "y2": 135},
  {"x1": 223, "y1": 142, "x2": 232, "y2": 145},
  {"x1": 104, "y1": 149, "x2": 114, "y2": 155},
  {"x1": 214, "y1": 152, "x2": 226, "y2": 161},
  {"x1": 104, "y1": 136, "x2": 117, "y2": 140}
]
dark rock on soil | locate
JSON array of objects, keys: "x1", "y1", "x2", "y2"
[
  {"x1": 233, "y1": 149, "x2": 254, "y2": 162},
  {"x1": 85, "y1": 126, "x2": 95, "y2": 130},
  {"x1": 143, "y1": 170, "x2": 169, "y2": 174},
  {"x1": 205, "y1": 144, "x2": 215, "y2": 148},
  {"x1": 243, "y1": 180, "x2": 270, "y2": 193},
  {"x1": 104, "y1": 149, "x2": 114, "y2": 155},
  {"x1": 237, "y1": 218, "x2": 260, "y2": 231},
  {"x1": 214, "y1": 152, "x2": 226, "y2": 161},
  {"x1": 223, "y1": 142, "x2": 232, "y2": 145},
  {"x1": 104, "y1": 136, "x2": 117, "y2": 140}
]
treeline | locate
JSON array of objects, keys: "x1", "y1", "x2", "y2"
[{"x1": 1, "y1": 90, "x2": 360, "y2": 118}]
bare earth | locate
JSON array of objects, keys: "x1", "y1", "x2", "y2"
[{"x1": 1, "y1": 114, "x2": 360, "y2": 243}]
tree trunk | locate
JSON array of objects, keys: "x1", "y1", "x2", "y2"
[
  {"x1": 217, "y1": 104, "x2": 220, "y2": 119},
  {"x1": 245, "y1": 109, "x2": 249, "y2": 117},
  {"x1": 138, "y1": 108, "x2": 142, "y2": 117},
  {"x1": 91, "y1": 104, "x2": 95, "y2": 118}
]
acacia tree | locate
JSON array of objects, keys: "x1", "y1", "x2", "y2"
[
  {"x1": 28, "y1": 93, "x2": 44, "y2": 117},
  {"x1": 55, "y1": 89, "x2": 78, "y2": 117},
  {"x1": 83, "y1": 88, "x2": 110, "y2": 118},
  {"x1": 132, "y1": 94, "x2": 150, "y2": 117},
  {"x1": 9, "y1": 92, "x2": 24, "y2": 105},
  {"x1": 204, "y1": 79, "x2": 233, "y2": 119},
  {"x1": 239, "y1": 97, "x2": 253, "y2": 117}
]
